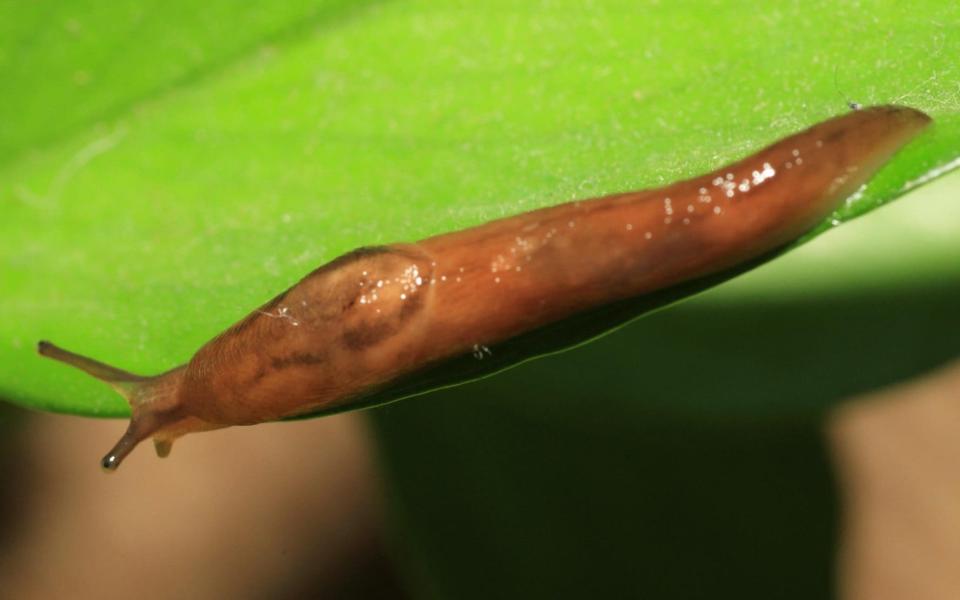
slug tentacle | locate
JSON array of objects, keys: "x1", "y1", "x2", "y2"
[
  {"x1": 37, "y1": 341, "x2": 198, "y2": 470},
  {"x1": 38, "y1": 105, "x2": 933, "y2": 471},
  {"x1": 100, "y1": 415, "x2": 157, "y2": 471},
  {"x1": 37, "y1": 341, "x2": 145, "y2": 396}
]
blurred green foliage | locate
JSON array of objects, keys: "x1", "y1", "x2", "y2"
[{"x1": 1, "y1": 1, "x2": 959, "y2": 598}]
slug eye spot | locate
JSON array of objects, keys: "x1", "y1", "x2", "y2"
[{"x1": 101, "y1": 453, "x2": 120, "y2": 472}]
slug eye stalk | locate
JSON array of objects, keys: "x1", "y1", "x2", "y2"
[{"x1": 38, "y1": 341, "x2": 190, "y2": 471}]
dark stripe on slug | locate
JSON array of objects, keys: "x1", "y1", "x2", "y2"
[
  {"x1": 270, "y1": 352, "x2": 327, "y2": 370},
  {"x1": 247, "y1": 352, "x2": 328, "y2": 386},
  {"x1": 250, "y1": 366, "x2": 268, "y2": 384},
  {"x1": 341, "y1": 320, "x2": 396, "y2": 351},
  {"x1": 216, "y1": 247, "x2": 395, "y2": 341},
  {"x1": 340, "y1": 276, "x2": 428, "y2": 351},
  {"x1": 303, "y1": 246, "x2": 391, "y2": 279},
  {"x1": 398, "y1": 287, "x2": 425, "y2": 320}
]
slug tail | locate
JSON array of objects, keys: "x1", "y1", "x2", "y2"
[{"x1": 37, "y1": 340, "x2": 186, "y2": 471}]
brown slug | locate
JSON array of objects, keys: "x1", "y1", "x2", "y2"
[{"x1": 38, "y1": 105, "x2": 931, "y2": 471}]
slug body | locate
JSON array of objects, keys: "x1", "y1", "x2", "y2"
[{"x1": 38, "y1": 105, "x2": 931, "y2": 470}]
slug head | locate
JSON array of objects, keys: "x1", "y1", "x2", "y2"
[{"x1": 37, "y1": 341, "x2": 196, "y2": 471}]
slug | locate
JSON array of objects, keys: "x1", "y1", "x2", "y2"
[{"x1": 38, "y1": 105, "x2": 931, "y2": 470}]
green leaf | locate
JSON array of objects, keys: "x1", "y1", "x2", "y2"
[
  {"x1": 1, "y1": 0, "x2": 959, "y2": 421},
  {"x1": 3, "y1": 3, "x2": 959, "y2": 598}
]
